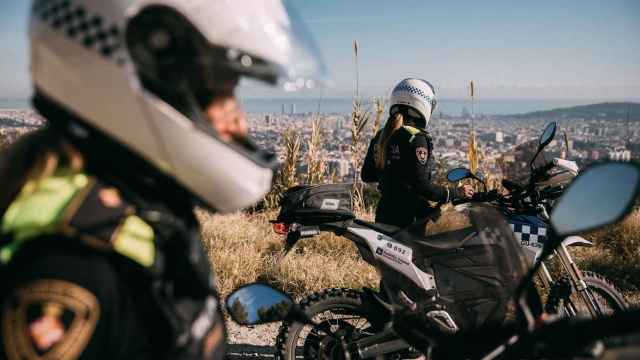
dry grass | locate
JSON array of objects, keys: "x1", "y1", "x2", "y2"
[
  {"x1": 198, "y1": 210, "x2": 379, "y2": 299},
  {"x1": 372, "y1": 97, "x2": 385, "y2": 135},
  {"x1": 304, "y1": 118, "x2": 326, "y2": 185},
  {"x1": 350, "y1": 99, "x2": 371, "y2": 214},
  {"x1": 263, "y1": 129, "x2": 301, "y2": 209},
  {"x1": 576, "y1": 210, "x2": 640, "y2": 297}
]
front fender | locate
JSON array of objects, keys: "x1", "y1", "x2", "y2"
[{"x1": 561, "y1": 235, "x2": 593, "y2": 248}]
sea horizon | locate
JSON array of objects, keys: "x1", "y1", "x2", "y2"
[{"x1": 2, "y1": 97, "x2": 638, "y2": 117}]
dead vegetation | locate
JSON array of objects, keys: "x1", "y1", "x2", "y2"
[
  {"x1": 198, "y1": 210, "x2": 379, "y2": 299},
  {"x1": 577, "y1": 209, "x2": 640, "y2": 299}
]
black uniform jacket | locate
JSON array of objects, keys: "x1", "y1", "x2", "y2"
[{"x1": 362, "y1": 127, "x2": 457, "y2": 228}]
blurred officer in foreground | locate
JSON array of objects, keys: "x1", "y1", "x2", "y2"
[
  {"x1": 0, "y1": 0, "x2": 325, "y2": 358},
  {"x1": 362, "y1": 78, "x2": 473, "y2": 227}
]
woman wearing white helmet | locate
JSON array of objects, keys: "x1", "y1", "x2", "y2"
[
  {"x1": 362, "y1": 78, "x2": 473, "y2": 227},
  {"x1": 0, "y1": 0, "x2": 325, "y2": 359}
]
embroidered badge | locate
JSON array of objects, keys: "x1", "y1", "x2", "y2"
[
  {"x1": 29, "y1": 302, "x2": 66, "y2": 352},
  {"x1": 416, "y1": 147, "x2": 429, "y2": 165},
  {"x1": 2, "y1": 280, "x2": 100, "y2": 360}
]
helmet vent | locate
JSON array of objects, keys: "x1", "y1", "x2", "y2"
[{"x1": 32, "y1": 0, "x2": 126, "y2": 66}]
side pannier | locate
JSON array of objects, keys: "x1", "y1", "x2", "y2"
[{"x1": 275, "y1": 184, "x2": 355, "y2": 224}]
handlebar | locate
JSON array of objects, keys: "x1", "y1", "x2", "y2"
[
  {"x1": 452, "y1": 189, "x2": 501, "y2": 206},
  {"x1": 500, "y1": 309, "x2": 640, "y2": 359}
]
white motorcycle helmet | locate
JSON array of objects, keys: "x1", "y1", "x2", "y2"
[
  {"x1": 29, "y1": 0, "x2": 326, "y2": 212},
  {"x1": 389, "y1": 78, "x2": 437, "y2": 129}
]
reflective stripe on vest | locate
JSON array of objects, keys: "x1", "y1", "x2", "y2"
[{"x1": 112, "y1": 215, "x2": 155, "y2": 268}]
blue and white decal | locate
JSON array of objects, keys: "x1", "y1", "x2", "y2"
[{"x1": 508, "y1": 214, "x2": 548, "y2": 261}]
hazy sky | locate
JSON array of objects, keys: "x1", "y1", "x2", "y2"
[{"x1": 1, "y1": 0, "x2": 639, "y2": 100}]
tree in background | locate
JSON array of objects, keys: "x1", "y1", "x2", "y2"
[{"x1": 229, "y1": 298, "x2": 249, "y2": 324}]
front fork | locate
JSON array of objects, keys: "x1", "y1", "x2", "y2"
[
  {"x1": 537, "y1": 262, "x2": 553, "y2": 289},
  {"x1": 554, "y1": 243, "x2": 602, "y2": 318},
  {"x1": 537, "y1": 206, "x2": 602, "y2": 318}
]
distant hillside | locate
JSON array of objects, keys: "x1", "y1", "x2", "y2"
[{"x1": 504, "y1": 102, "x2": 640, "y2": 120}]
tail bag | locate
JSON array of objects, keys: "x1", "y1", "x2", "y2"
[{"x1": 276, "y1": 184, "x2": 355, "y2": 225}]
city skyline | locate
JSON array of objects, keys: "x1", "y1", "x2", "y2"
[{"x1": 1, "y1": 1, "x2": 639, "y2": 100}]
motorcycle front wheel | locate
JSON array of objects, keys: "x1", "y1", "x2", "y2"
[
  {"x1": 276, "y1": 288, "x2": 415, "y2": 360},
  {"x1": 566, "y1": 271, "x2": 628, "y2": 318}
]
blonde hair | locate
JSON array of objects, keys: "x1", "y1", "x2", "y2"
[
  {"x1": 375, "y1": 113, "x2": 404, "y2": 170},
  {"x1": 25, "y1": 135, "x2": 84, "y2": 181}
]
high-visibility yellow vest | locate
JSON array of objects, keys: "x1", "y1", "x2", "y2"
[{"x1": 1, "y1": 169, "x2": 155, "y2": 268}]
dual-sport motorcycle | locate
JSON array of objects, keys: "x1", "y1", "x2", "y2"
[
  {"x1": 446, "y1": 121, "x2": 626, "y2": 319},
  {"x1": 267, "y1": 123, "x2": 626, "y2": 360},
  {"x1": 226, "y1": 161, "x2": 640, "y2": 360}
]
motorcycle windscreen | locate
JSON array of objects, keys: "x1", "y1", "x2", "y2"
[{"x1": 397, "y1": 205, "x2": 529, "y2": 330}]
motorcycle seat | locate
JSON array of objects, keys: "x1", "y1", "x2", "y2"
[
  {"x1": 397, "y1": 226, "x2": 477, "y2": 254},
  {"x1": 353, "y1": 219, "x2": 402, "y2": 236}
]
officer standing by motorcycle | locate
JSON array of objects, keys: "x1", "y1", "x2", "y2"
[
  {"x1": 0, "y1": 0, "x2": 325, "y2": 359},
  {"x1": 362, "y1": 78, "x2": 473, "y2": 228}
]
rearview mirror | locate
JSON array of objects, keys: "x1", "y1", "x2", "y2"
[
  {"x1": 226, "y1": 284, "x2": 294, "y2": 325},
  {"x1": 530, "y1": 122, "x2": 558, "y2": 173},
  {"x1": 550, "y1": 162, "x2": 640, "y2": 237},
  {"x1": 538, "y1": 122, "x2": 557, "y2": 150},
  {"x1": 447, "y1": 167, "x2": 472, "y2": 182}
]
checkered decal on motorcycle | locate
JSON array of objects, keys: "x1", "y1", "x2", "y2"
[
  {"x1": 32, "y1": 0, "x2": 125, "y2": 65},
  {"x1": 508, "y1": 221, "x2": 547, "y2": 244}
]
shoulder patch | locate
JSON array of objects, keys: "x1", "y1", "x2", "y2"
[
  {"x1": 2, "y1": 280, "x2": 100, "y2": 360},
  {"x1": 416, "y1": 147, "x2": 429, "y2": 165}
]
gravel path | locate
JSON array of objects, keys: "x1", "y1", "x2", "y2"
[{"x1": 226, "y1": 320, "x2": 281, "y2": 360}]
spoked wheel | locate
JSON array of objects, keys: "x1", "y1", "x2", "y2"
[
  {"x1": 276, "y1": 288, "x2": 394, "y2": 360},
  {"x1": 302, "y1": 317, "x2": 370, "y2": 360},
  {"x1": 565, "y1": 271, "x2": 628, "y2": 318}
]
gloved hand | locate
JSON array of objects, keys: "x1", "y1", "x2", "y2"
[
  {"x1": 461, "y1": 185, "x2": 474, "y2": 199},
  {"x1": 453, "y1": 185, "x2": 474, "y2": 201}
]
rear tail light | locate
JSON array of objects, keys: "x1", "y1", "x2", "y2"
[{"x1": 272, "y1": 222, "x2": 290, "y2": 235}]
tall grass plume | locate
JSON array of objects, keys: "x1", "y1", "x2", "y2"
[{"x1": 264, "y1": 129, "x2": 301, "y2": 209}]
